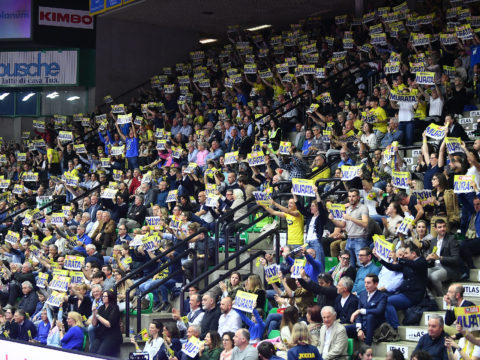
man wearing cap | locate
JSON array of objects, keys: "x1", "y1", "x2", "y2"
[{"x1": 119, "y1": 195, "x2": 147, "y2": 230}]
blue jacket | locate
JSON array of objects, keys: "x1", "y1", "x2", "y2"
[
  {"x1": 14, "y1": 319, "x2": 37, "y2": 341},
  {"x1": 334, "y1": 293, "x2": 359, "y2": 324},
  {"x1": 286, "y1": 253, "x2": 323, "y2": 281},
  {"x1": 287, "y1": 344, "x2": 322, "y2": 360},
  {"x1": 352, "y1": 262, "x2": 380, "y2": 294},
  {"x1": 415, "y1": 332, "x2": 448, "y2": 360},
  {"x1": 234, "y1": 308, "x2": 265, "y2": 342},
  {"x1": 355, "y1": 290, "x2": 387, "y2": 330},
  {"x1": 61, "y1": 326, "x2": 85, "y2": 350},
  {"x1": 34, "y1": 321, "x2": 51, "y2": 344}
]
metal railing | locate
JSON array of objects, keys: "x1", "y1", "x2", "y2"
[{"x1": 180, "y1": 228, "x2": 280, "y2": 314}]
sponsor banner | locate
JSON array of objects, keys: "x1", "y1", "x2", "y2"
[
  {"x1": 232, "y1": 290, "x2": 259, "y2": 313},
  {"x1": 425, "y1": 124, "x2": 447, "y2": 140},
  {"x1": 373, "y1": 234, "x2": 395, "y2": 262},
  {"x1": 39, "y1": 7, "x2": 94, "y2": 29},
  {"x1": 0, "y1": 50, "x2": 78, "y2": 86},
  {"x1": 455, "y1": 306, "x2": 480, "y2": 330},
  {"x1": 327, "y1": 203, "x2": 346, "y2": 221},
  {"x1": 291, "y1": 178, "x2": 316, "y2": 197},
  {"x1": 415, "y1": 71, "x2": 436, "y2": 85},
  {"x1": 63, "y1": 255, "x2": 84, "y2": 271},
  {"x1": 454, "y1": 175, "x2": 475, "y2": 193}
]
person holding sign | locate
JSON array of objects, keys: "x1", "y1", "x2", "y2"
[
  {"x1": 329, "y1": 189, "x2": 369, "y2": 266},
  {"x1": 374, "y1": 243, "x2": 428, "y2": 331},
  {"x1": 422, "y1": 131, "x2": 445, "y2": 190},
  {"x1": 115, "y1": 116, "x2": 139, "y2": 170},
  {"x1": 261, "y1": 197, "x2": 304, "y2": 246}
]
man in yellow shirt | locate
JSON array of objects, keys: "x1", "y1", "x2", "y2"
[
  {"x1": 368, "y1": 96, "x2": 388, "y2": 143},
  {"x1": 261, "y1": 197, "x2": 304, "y2": 246}
]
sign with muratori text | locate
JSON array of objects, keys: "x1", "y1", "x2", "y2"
[{"x1": 0, "y1": 50, "x2": 78, "y2": 86}]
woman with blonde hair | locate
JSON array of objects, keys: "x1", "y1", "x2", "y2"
[
  {"x1": 244, "y1": 274, "x2": 266, "y2": 310},
  {"x1": 287, "y1": 323, "x2": 321, "y2": 360},
  {"x1": 59, "y1": 311, "x2": 85, "y2": 350}
]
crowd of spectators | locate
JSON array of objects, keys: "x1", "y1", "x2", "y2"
[{"x1": 3, "y1": 0, "x2": 480, "y2": 359}]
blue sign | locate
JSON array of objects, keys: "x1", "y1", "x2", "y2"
[
  {"x1": 106, "y1": 0, "x2": 122, "y2": 9},
  {"x1": 90, "y1": 0, "x2": 105, "y2": 15}
]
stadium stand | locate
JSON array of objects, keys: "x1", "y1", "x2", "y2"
[{"x1": 5, "y1": 0, "x2": 480, "y2": 359}]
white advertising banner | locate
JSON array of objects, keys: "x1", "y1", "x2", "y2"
[
  {"x1": 0, "y1": 50, "x2": 78, "y2": 86},
  {"x1": 39, "y1": 7, "x2": 94, "y2": 29}
]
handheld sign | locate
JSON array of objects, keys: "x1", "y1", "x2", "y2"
[
  {"x1": 247, "y1": 152, "x2": 266, "y2": 167},
  {"x1": 69, "y1": 271, "x2": 84, "y2": 284},
  {"x1": 253, "y1": 191, "x2": 271, "y2": 207},
  {"x1": 396, "y1": 215, "x2": 415, "y2": 235},
  {"x1": 415, "y1": 71, "x2": 435, "y2": 85},
  {"x1": 36, "y1": 273, "x2": 49, "y2": 289},
  {"x1": 101, "y1": 188, "x2": 117, "y2": 199},
  {"x1": 341, "y1": 165, "x2": 361, "y2": 181},
  {"x1": 264, "y1": 264, "x2": 280, "y2": 284},
  {"x1": 224, "y1": 151, "x2": 238, "y2": 165},
  {"x1": 373, "y1": 234, "x2": 395, "y2": 262},
  {"x1": 291, "y1": 259, "x2": 307, "y2": 279},
  {"x1": 454, "y1": 175, "x2": 475, "y2": 193},
  {"x1": 278, "y1": 141, "x2": 291, "y2": 155},
  {"x1": 327, "y1": 203, "x2": 346, "y2": 221},
  {"x1": 445, "y1": 137, "x2": 464, "y2": 155},
  {"x1": 425, "y1": 124, "x2": 447, "y2": 140},
  {"x1": 5, "y1": 230, "x2": 20, "y2": 245},
  {"x1": 166, "y1": 190, "x2": 178, "y2": 203},
  {"x1": 232, "y1": 290, "x2": 259, "y2": 313},
  {"x1": 414, "y1": 190, "x2": 434, "y2": 207},
  {"x1": 46, "y1": 291, "x2": 64, "y2": 307},
  {"x1": 63, "y1": 255, "x2": 84, "y2": 271},
  {"x1": 142, "y1": 235, "x2": 158, "y2": 252},
  {"x1": 455, "y1": 306, "x2": 480, "y2": 331},
  {"x1": 182, "y1": 336, "x2": 202, "y2": 358},
  {"x1": 51, "y1": 212, "x2": 65, "y2": 226},
  {"x1": 49, "y1": 275, "x2": 70, "y2": 292},
  {"x1": 110, "y1": 146, "x2": 125, "y2": 156},
  {"x1": 391, "y1": 171, "x2": 410, "y2": 189},
  {"x1": 291, "y1": 178, "x2": 316, "y2": 197},
  {"x1": 145, "y1": 216, "x2": 162, "y2": 230}
]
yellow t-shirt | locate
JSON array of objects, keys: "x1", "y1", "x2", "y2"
[
  {"x1": 371, "y1": 106, "x2": 388, "y2": 133},
  {"x1": 272, "y1": 84, "x2": 285, "y2": 100},
  {"x1": 194, "y1": 115, "x2": 204, "y2": 126},
  {"x1": 47, "y1": 148, "x2": 60, "y2": 164},
  {"x1": 311, "y1": 167, "x2": 331, "y2": 186},
  {"x1": 415, "y1": 101, "x2": 427, "y2": 119},
  {"x1": 285, "y1": 213, "x2": 304, "y2": 245}
]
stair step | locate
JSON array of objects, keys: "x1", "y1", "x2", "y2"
[
  {"x1": 372, "y1": 341, "x2": 417, "y2": 358},
  {"x1": 420, "y1": 311, "x2": 445, "y2": 326},
  {"x1": 434, "y1": 296, "x2": 479, "y2": 310},
  {"x1": 397, "y1": 326, "x2": 428, "y2": 342}
]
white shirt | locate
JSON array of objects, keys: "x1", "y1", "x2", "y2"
[
  {"x1": 340, "y1": 294, "x2": 350, "y2": 307},
  {"x1": 456, "y1": 337, "x2": 480, "y2": 360},
  {"x1": 218, "y1": 309, "x2": 242, "y2": 336},
  {"x1": 322, "y1": 325, "x2": 334, "y2": 358},
  {"x1": 306, "y1": 215, "x2": 318, "y2": 241},
  {"x1": 143, "y1": 337, "x2": 164, "y2": 360},
  {"x1": 435, "y1": 237, "x2": 443, "y2": 265},
  {"x1": 429, "y1": 96, "x2": 444, "y2": 116},
  {"x1": 398, "y1": 101, "x2": 416, "y2": 122}
]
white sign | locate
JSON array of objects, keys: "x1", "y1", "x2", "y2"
[
  {"x1": 0, "y1": 50, "x2": 78, "y2": 86},
  {"x1": 386, "y1": 345, "x2": 409, "y2": 359},
  {"x1": 39, "y1": 7, "x2": 94, "y2": 29},
  {"x1": 424, "y1": 313, "x2": 445, "y2": 325},
  {"x1": 405, "y1": 328, "x2": 427, "y2": 341},
  {"x1": 463, "y1": 284, "x2": 480, "y2": 297}
]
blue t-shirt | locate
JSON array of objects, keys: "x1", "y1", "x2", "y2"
[
  {"x1": 125, "y1": 137, "x2": 139, "y2": 158},
  {"x1": 287, "y1": 344, "x2": 322, "y2": 360},
  {"x1": 424, "y1": 164, "x2": 442, "y2": 190}
]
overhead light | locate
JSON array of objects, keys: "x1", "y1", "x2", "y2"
[
  {"x1": 22, "y1": 93, "x2": 35, "y2": 102},
  {"x1": 46, "y1": 92, "x2": 59, "y2": 99},
  {"x1": 0, "y1": 93, "x2": 9, "y2": 100},
  {"x1": 67, "y1": 96, "x2": 80, "y2": 101},
  {"x1": 199, "y1": 38, "x2": 217, "y2": 44},
  {"x1": 246, "y1": 24, "x2": 272, "y2": 31}
]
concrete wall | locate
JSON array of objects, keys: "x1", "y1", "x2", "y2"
[{"x1": 95, "y1": 17, "x2": 200, "y2": 104}]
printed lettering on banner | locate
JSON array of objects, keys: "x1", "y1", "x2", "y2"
[
  {"x1": 145, "y1": 217, "x2": 162, "y2": 229},
  {"x1": 232, "y1": 291, "x2": 259, "y2": 313},
  {"x1": 69, "y1": 271, "x2": 84, "y2": 284},
  {"x1": 182, "y1": 336, "x2": 202, "y2": 358},
  {"x1": 386, "y1": 345, "x2": 409, "y2": 359},
  {"x1": 224, "y1": 151, "x2": 238, "y2": 165},
  {"x1": 110, "y1": 145, "x2": 125, "y2": 156},
  {"x1": 39, "y1": 7, "x2": 94, "y2": 29},
  {"x1": 46, "y1": 291, "x2": 65, "y2": 307},
  {"x1": 63, "y1": 255, "x2": 84, "y2": 271},
  {"x1": 445, "y1": 137, "x2": 464, "y2": 154},
  {"x1": 327, "y1": 203, "x2": 346, "y2": 221},
  {"x1": 101, "y1": 188, "x2": 117, "y2": 199},
  {"x1": 414, "y1": 190, "x2": 434, "y2": 207},
  {"x1": 51, "y1": 212, "x2": 64, "y2": 226},
  {"x1": 373, "y1": 235, "x2": 395, "y2": 262},
  {"x1": 278, "y1": 141, "x2": 291, "y2": 155},
  {"x1": 396, "y1": 215, "x2": 415, "y2": 235},
  {"x1": 415, "y1": 71, "x2": 436, "y2": 85},
  {"x1": 142, "y1": 235, "x2": 157, "y2": 252},
  {"x1": 463, "y1": 284, "x2": 480, "y2": 297},
  {"x1": 49, "y1": 275, "x2": 70, "y2": 292},
  {"x1": 166, "y1": 190, "x2": 178, "y2": 203},
  {"x1": 36, "y1": 273, "x2": 49, "y2": 289},
  {"x1": 341, "y1": 165, "x2": 361, "y2": 181},
  {"x1": 291, "y1": 259, "x2": 307, "y2": 279},
  {"x1": 247, "y1": 152, "x2": 265, "y2": 167},
  {"x1": 5, "y1": 231, "x2": 19, "y2": 245},
  {"x1": 391, "y1": 171, "x2": 410, "y2": 189},
  {"x1": 454, "y1": 306, "x2": 480, "y2": 330},
  {"x1": 265, "y1": 265, "x2": 280, "y2": 284},
  {"x1": 292, "y1": 178, "x2": 316, "y2": 197},
  {"x1": 424, "y1": 124, "x2": 447, "y2": 140},
  {"x1": 116, "y1": 113, "x2": 132, "y2": 125},
  {"x1": 253, "y1": 191, "x2": 271, "y2": 207},
  {"x1": 454, "y1": 175, "x2": 475, "y2": 193},
  {"x1": 405, "y1": 328, "x2": 427, "y2": 341}
]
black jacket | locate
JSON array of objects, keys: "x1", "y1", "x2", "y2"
[
  {"x1": 445, "y1": 299, "x2": 475, "y2": 326},
  {"x1": 298, "y1": 279, "x2": 337, "y2": 309},
  {"x1": 334, "y1": 293, "x2": 359, "y2": 324},
  {"x1": 427, "y1": 235, "x2": 461, "y2": 279},
  {"x1": 200, "y1": 306, "x2": 221, "y2": 340}
]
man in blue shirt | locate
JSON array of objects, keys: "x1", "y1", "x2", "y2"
[
  {"x1": 352, "y1": 247, "x2": 380, "y2": 294},
  {"x1": 285, "y1": 247, "x2": 323, "y2": 280},
  {"x1": 415, "y1": 315, "x2": 448, "y2": 360},
  {"x1": 380, "y1": 118, "x2": 404, "y2": 148},
  {"x1": 12, "y1": 309, "x2": 37, "y2": 341}
]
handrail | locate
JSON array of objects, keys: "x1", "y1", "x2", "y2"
[
  {"x1": 213, "y1": 196, "x2": 255, "y2": 264},
  {"x1": 115, "y1": 227, "x2": 209, "y2": 293},
  {"x1": 0, "y1": 198, "x2": 28, "y2": 217},
  {"x1": 1, "y1": 182, "x2": 105, "y2": 225},
  {"x1": 124, "y1": 248, "x2": 197, "y2": 335},
  {"x1": 180, "y1": 229, "x2": 280, "y2": 314}
]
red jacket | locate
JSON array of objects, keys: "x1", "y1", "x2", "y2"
[{"x1": 129, "y1": 176, "x2": 142, "y2": 194}]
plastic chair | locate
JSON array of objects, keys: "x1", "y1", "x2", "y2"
[
  {"x1": 129, "y1": 292, "x2": 154, "y2": 315},
  {"x1": 268, "y1": 330, "x2": 281, "y2": 339},
  {"x1": 82, "y1": 331, "x2": 88, "y2": 351},
  {"x1": 325, "y1": 257, "x2": 339, "y2": 272},
  {"x1": 347, "y1": 338, "x2": 354, "y2": 360},
  {"x1": 268, "y1": 307, "x2": 278, "y2": 315}
]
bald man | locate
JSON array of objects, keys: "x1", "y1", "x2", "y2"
[{"x1": 218, "y1": 297, "x2": 242, "y2": 336}]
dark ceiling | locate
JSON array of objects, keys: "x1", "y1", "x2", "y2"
[{"x1": 100, "y1": 0, "x2": 358, "y2": 38}]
